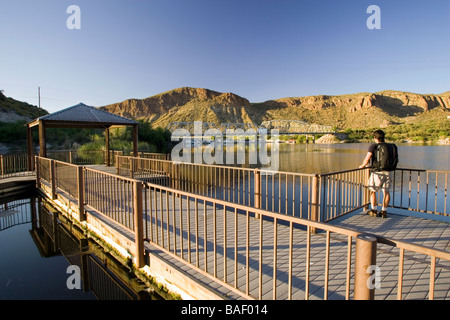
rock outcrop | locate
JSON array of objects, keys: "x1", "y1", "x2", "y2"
[
  {"x1": 99, "y1": 87, "x2": 450, "y2": 130},
  {"x1": 101, "y1": 87, "x2": 251, "y2": 127}
]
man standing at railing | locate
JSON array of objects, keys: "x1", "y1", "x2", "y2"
[{"x1": 359, "y1": 129, "x2": 398, "y2": 218}]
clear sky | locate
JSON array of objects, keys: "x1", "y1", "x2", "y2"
[{"x1": 1, "y1": 0, "x2": 449, "y2": 114}]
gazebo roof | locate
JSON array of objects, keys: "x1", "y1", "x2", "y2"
[
  {"x1": 27, "y1": 102, "x2": 139, "y2": 163},
  {"x1": 28, "y1": 103, "x2": 138, "y2": 128}
]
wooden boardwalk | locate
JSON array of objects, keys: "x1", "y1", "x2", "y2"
[
  {"x1": 85, "y1": 169, "x2": 450, "y2": 300},
  {"x1": 146, "y1": 199, "x2": 450, "y2": 300},
  {"x1": 329, "y1": 209, "x2": 450, "y2": 300},
  {"x1": 28, "y1": 163, "x2": 450, "y2": 300}
]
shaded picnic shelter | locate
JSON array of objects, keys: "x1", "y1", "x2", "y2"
[{"x1": 27, "y1": 103, "x2": 139, "y2": 168}]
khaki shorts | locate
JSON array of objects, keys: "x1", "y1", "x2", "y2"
[{"x1": 368, "y1": 171, "x2": 391, "y2": 192}]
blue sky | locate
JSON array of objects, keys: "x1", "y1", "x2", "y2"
[{"x1": 1, "y1": 0, "x2": 449, "y2": 114}]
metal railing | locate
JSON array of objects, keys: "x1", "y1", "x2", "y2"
[
  {"x1": 37, "y1": 156, "x2": 145, "y2": 268},
  {"x1": 84, "y1": 166, "x2": 138, "y2": 232},
  {"x1": 118, "y1": 156, "x2": 450, "y2": 222},
  {"x1": 391, "y1": 169, "x2": 449, "y2": 217},
  {"x1": 138, "y1": 152, "x2": 171, "y2": 160},
  {"x1": 0, "y1": 154, "x2": 34, "y2": 178},
  {"x1": 47, "y1": 150, "x2": 125, "y2": 166},
  {"x1": 116, "y1": 156, "x2": 319, "y2": 219},
  {"x1": 142, "y1": 178, "x2": 450, "y2": 300},
  {"x1": 141, "y1": 180, "x2": 362, "y2": 300},
  {"x1": 35, "y1": 155, "x2": 450, "y2": 300},
  {"x1": 375, "y1": 235, "x2": 450, "y2": 300},
  {"x1": 54, "y1": 160, "x2": 79, "y2": 200},
  {"x1": 319, "y1": 168, "x2": 370, "y2": 221}
]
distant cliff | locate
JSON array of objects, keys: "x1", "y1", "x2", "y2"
[
  {"x1": 101, "y1": 87, "x2": 450, "y2": 130},
  {"x1": 101, "y1": 87, "x2": 252, "y2": 128},
  {"x1": 255, "y1": 90, "x2": 450, "y2": 129}
]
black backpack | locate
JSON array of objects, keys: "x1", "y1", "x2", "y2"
[{"x1": 372, "y1": 143, "x2": 399, "y2": 171}]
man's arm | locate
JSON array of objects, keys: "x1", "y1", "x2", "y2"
[{"x1": 359, "y1": 152, "x2": 372, "y2": 168}]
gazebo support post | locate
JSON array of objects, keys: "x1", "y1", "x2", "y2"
[
  {"x1": 38, "y1": 120, "x2": 47, "y2": 158},
  {"x1": 133, "y1": 125, "x2": 138, "y2": 157},
  {"x1": 105, "y1": 127, "x2": 110, "y2": 166},
  {"x1": 27, "y1": 124, "x2": 33, "y2": 170}
]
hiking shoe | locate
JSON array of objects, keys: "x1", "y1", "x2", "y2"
[
  {"x1": 367, "y1": 209, "x2": 379, "y2": 217},
  {"x1": 379, "y1": 210, "x2": 387, "y2": 218}
]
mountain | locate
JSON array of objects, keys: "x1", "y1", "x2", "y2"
[
  {"x1": 101, "y1": 87, "x2": 252, "y2": 128},
  {"x1": 254, "y1": 90, "x2": 450, "y2": 129},
  {"x1": 101, "y1": 87, "x2": 450, "y2": 130},
  {"x1": 0, "y1": 90, "x2": 48, "y2": 122},
  {"x1": 1, "y1": 87, "x2": 448, "y2": 130}
]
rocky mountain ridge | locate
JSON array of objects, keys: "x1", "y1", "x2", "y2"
[
  {"x1": 100, "y1": 87, "x2": 450, "y2": 130},
  {"x1": 1, "y1": 87, "x2": 448, "y2": 131}
]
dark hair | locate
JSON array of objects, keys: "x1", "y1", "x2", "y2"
[{"x1": 373, "y1": 129, "x2": 385, "y2": 142}]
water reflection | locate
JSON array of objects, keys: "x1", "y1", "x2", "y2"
[
  {"x1": 186, "y1": 143, "x2": 450, "y2": 173},
  {"x1": 0, "y1": 192, "x2": 163, "y2": 300},
  {"x1": 277, "y1": 143, "x2": 450, "y2": 173}
]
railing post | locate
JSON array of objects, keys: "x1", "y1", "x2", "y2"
[
  {"x1": 0, "y1": 155, "x2": 3, "y2": 176},
  {"x1": 254, "y1": 168, "x2": 261, "y2": 219},
  {"x1": 77, "y1": 166, "x2": 86, "y2": 221},
  {"x1": 310, "y1": 174, "x2": 320, "y2": 233},
  {"x1": 354, "y1": 234, "x2": 377, "y2": 300},
  {"x1": 363, "y1": 168, "x2": 370, "y2": 210},
  {"x1": 116, "y1": 155, "x2": 120, "y2": 175},
  {"x1": 133, "y1": 181, "x2": 145, "y2": 268},
  {"x1": 172, "y1": 162, "x2": 180, "y2": 190},
  {"x1": 129, "y1": 157, "x2": 134, "y2": 179},
  {"x1": 35, "y1": 156, "x2": 41, "y2": 189},
  {"x1": 50, "y1": 159, "x2": 56, "y2": 200}
]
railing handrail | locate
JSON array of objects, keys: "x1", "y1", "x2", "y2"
[
  {"x1": 52, "y1": 158, "x2": 80, "y2": 168},
  {"x1": 375, "y1": 235, "x2": 450, "y2": 261},
  {"x1": 85, "y1": 165, "x2": 141, "y2": 183},
  {"x1": 119, "y1": 155, "x2": 318, "y2": 177}
]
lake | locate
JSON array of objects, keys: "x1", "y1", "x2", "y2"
[
  {"x1": 274, "y1": 143, "x2": 450, "y2": 173},
  {"x1": 0, "y1": 193, "x2": 162, "y2": 300},
  {"x1": 187, "y1": 142, "x2": 450, "y2": 173}
]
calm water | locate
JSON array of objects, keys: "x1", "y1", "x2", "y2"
[
  {"x1": 0, "y1": 193, "x2": 161, "y2": 300},
  {"x1": 276, "y1": 143, "x2": 450, "y2": 173},
  {"x1": 191, "y1": 142, "x2": 450, "y2": 173}
]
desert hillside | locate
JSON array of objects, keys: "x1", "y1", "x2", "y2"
[
  {"x1": 101, "y1": 87, "x2": 252, "y2": 128},
  {"x1": 1, "y1": 87, "x2": 448, "y2": 131},
  {"x1": 0, "y1": 90, "x2": 48, "y2": 122},
  {"x1": 100, "y1": 87, "x2": 450, "y2": 130}
]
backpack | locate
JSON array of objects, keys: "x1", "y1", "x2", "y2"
[{"x1": 372, "y1": 143, "x2": 398, "y2": 171}]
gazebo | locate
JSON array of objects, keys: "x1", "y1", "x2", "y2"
[{"x1": 27, "y1": 103, "x2": 139, "y2": 168}]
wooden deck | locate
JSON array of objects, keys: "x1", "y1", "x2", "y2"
[
  {"x1": 86, "y1": 178, "x2": 450, "y2": 300},
  {"x1": 11, "y1": 163, "x2": 449, "y2": 300},
  {"x1": 146, "y1": 202, "x2": 450, "y2": 300},
  {"x1": 329, "y1": 209, "x2": 450, "y2": 300}
]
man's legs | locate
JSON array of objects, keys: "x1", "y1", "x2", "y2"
[
  {"x1": 382, "y1": 191, "x2": 390, "y2": 209},
  {"x1": 380, "y1": 171, "x2": 391, "y2": 218},
  {"x1": 380, "y1": 190, "x2": 390, "y2": 218},
  {"x1": 368, "y1": 191, "x2": 379, "y2": 216},
  {"x1": 370, "y1": 191, "x2": 377, "y2": 210},
  {"x1": 368, "y1": 171, "x2": 391, "y2": 217}
]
